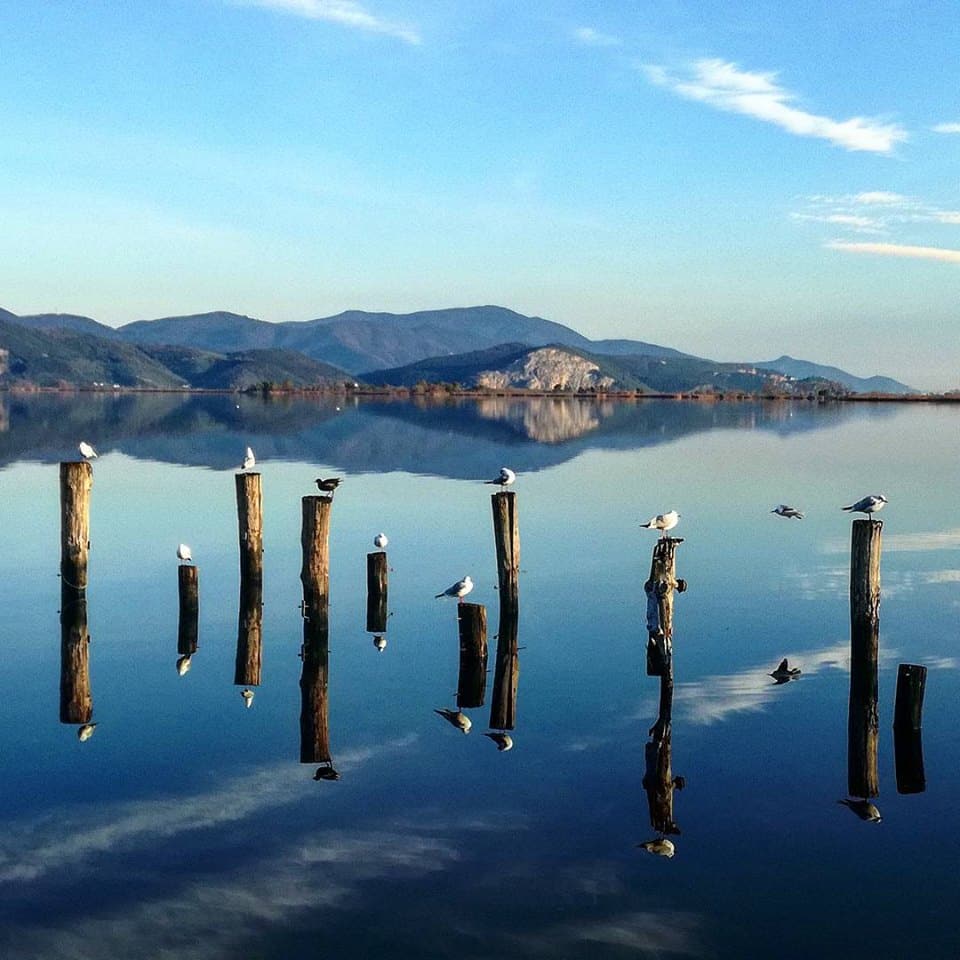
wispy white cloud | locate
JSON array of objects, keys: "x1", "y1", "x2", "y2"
[
  {"x1": 826, "y1": 240, "x2": 960, "y2": 264},
  {"x1": 932, "y1": 122, "x2": 960, "y2": 134},
  {"x1": 236, "y1": 0, "x2": 421, "y2": 44},
  {"x1": 571, "y1": 26, "x2": 621, "y2": 47},
  {"x1": 853, "y1": 190, "x2": 909, "y2": 205},
  {"x1": 791, "y1": 212, "x2": 884, "y2": 233},
  {"x1": 642, "y1": 58, "x2": 907, "y2": 153}
]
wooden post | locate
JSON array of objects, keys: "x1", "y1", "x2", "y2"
[
  {"x1": 60, "y1": 461, "x2": 92, "y2": 590},
  {"x1": 366, "y1": 551, "x2": 388, "y2": 634},
  {"x1": 848, "y1": 518, "x2": 881, "y2": 798},
  {"x1": 457, "y1": 602, "x2": 487, "y2": 709},
  {"x1": 234, "y1": 577, "x2": 262, "y2": 686},
  {"x1": 235, "y1": 473, "x2": 263, "y2": 585},
  {"x1": 489, "y1": 599, "x2": 519, "y2": 730},
  {"x1": 644, "y1": 538, "x2": 685, "y2": 677},
  {"x1": 177, "y1": 564, "x2": 199, "y2": 657},
  {"x1": 491, "y1": 491, "x2": 520, "y2": 605},
  {"x1": 893, "y1": 663, "x2": 926, "y2": 732},
  {"x1": 59, "y1": 583, "x2": 92, "y2": 724},
  {"x1": 299, "y1": 496, "x2": 333, "y2": 770}
]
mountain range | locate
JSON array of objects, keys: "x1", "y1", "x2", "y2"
[{"x1": 0, "y1": 304, "x2": 916, "y2": 394}]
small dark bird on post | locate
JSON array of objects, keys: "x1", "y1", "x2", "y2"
[{"x1": 315, "y1": 477, "x2": 341, "y2": 496}]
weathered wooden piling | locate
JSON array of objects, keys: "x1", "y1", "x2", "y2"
[
  {"x1": 235, "y1": 472, "x2": 263, "y2": 585},
  {"x1": 847, "y1": 518, "x2": 882, "y2": 798},
  {"x1": 299, "y1": 495, "x2": 333, "y2": 767},
  {"x1": 60, "y1": 461, "x2": 93, "y2": 590},
  {"x1": 366, "y1": 551, "x2": 388, "y2": 634},
  {"x1": 234, "y1": 577, "x2": 263, "y2": 686},
  {"x1": 60, "y1": 583, "x2": 92, "y2": 724},
  {"x1": 457, "y1": 602, "x2": 488, "y2": 709},
  {"x1": 177, "y1": 564, "x2": 199, "y2": 657},
  {"x1": 489, "y1": 600, "x2": 519, "y2": 731},
  {"x1": 491, "y1": 491, "x2": 520, "y2": 604},
  {"x1": 893, "y1": 663, "x2": 926, "y2": 732},
  {"x1": 644, "y1": 538, "x2": 685, "y2": 677}
]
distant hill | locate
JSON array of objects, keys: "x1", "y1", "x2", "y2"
[
  {"x1": 15, "y1": 312, "x2": 123, "y2": 340},
  {"x1": 114, "y1": 305, "x2": 692, "y2": 374},
  {"x1": 755, "y1": 356, "x2": 916, "y2": 395}
]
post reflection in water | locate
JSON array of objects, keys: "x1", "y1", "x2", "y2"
[
  {"x1": 457, "y1": 603, "x2": 487, "y2": 710},
  {"x1": 235, "y1": 578, "x2": 263, "y2": 688},
  {"x1": 60, "y1": 583, "x2": 93, "y2": 728},
  {"x1": 299, "y1": 496, "x2": 337, "y2": 781},
  {"x1": 366, "y1": 550, "x2": 389, "y2": 652},
  {"x1": 177, "y1": 564, "x2": 199, "y2": 676},
  {"x1": 488, "y1": 599, "x2": 520, "y2": 740}
]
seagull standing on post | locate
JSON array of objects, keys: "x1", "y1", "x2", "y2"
[
  {"x1": 315, "y1": 477, "x2": 341, "y2": 496},
  {"x1": 640, "y1": 510, "x2": 680, "y2": 538},
  {"x1": 842, "y1": 495, "x2": 888, "y2": 517},
  {"x1": 177, "y1": 543, "x2": 193, "y2": 564},
  {"x1": 374, "y1": 532, "x2": 388, "y2": 549},
  {"x1": 241, "y1": 446, "x2": 256, "y2": 471},
  {"x1": 78, "y1": 441, "x2": 98, "y2": 460},
  {"x1": 485, "y1": 467, "x2": 516, "y2": 490},
  {"x1": 435, "y1": 575, "x2": 473, "y2": 603}
]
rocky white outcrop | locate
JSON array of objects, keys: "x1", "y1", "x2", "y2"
[{"x1": 475, "y1": 348, "x2": 615, "y2": 392}]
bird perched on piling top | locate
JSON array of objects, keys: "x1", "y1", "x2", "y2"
[
  {"x1": 78, "y1": 441, "x2": 98, "y2": 460},
  {"x1": 434, "y1": 708, "x2": 472, "y2": 734},
  {"x1": 315, "y1": 477, "x2": 341, "y2": 496},
  {"x1": 177, "y1": 543, "x2": 193, "y2": 564},
  {"x1": 640, "y1": 510, "x2": 680, "y2": 538},
  {"x1": 485, "y1": 466, "x2": 516, "y2": 490},
  {"x1": 435, "y1": 575, "x2": 473, "y2": 602},
  {"x1": 241, "y1": 446, "x2": 256, "y2": 471},
  {"x1": 772, "y1": 504, "x2": 804, "y2": 519},
  {"x1": 842, "y1": 494, "x2": 888, "y2": 517},
  {"x1": 374, "y1": 532, "x2": 388, "y2": 549}
]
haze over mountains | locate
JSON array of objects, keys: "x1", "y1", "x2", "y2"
[{"x1": 0, "y1": 304, "x2": 916, "y2": 394}]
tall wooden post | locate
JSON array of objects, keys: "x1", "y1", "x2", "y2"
[
  {"x1": 236, "y1": 473, "x2": 263, "y2": 585},
  {"x1": 491, "y1": 491, "x2": 520, "y2": 605},
  {"x1": 489, "y1": 599, "x2": 519, "y2": 731},
  {"x1": 457, "y1": 602, "x2": 487, "y2": 709},
  {"x1": 893, "y1": 662, "x2": 926, "y2": 795},
  {"x1": 60, "y1": 583, "x2": 92, "y2": 724},
  {"x1": 645, "y1": 538, "x2": 685, "y2": 676},
  {"x1": 366, "y1": 551, "x2": 388, "y2": 634},
  {"x1": 177, "y1": 565, "x2": 199, "y2": 657},
  {"x1": 848, "y1": 518, "x2": 881, "y2": 799},
  {"x1": 300, "y1": 496, "x2": 334, "y2": 773},
  {"x1": 60, "y1": 461, "x2": 92, "y2": 590},
  {"x1": 235, "y1": 577, "x2": 263, "y2": 686}
]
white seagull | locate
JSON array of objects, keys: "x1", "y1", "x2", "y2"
[
  {"x1": 241, "y1": 446, "x2": 256, "y2": 471},
  {"x1": 640, "y1": 510, "x2": 680, "y2": 538},
  {"x1": 484, "y1": 732, "x2": 514, "y2": 751},
  {"x1": 373, "y1": 635, "x2": 387, "y2": 652},
  {"x1": 772, "y1": 505, "x2": 804, "y2": 520},
  {"x1": 78, "y1": 441, "x2": 98, "y2": 460},
  {"x1": 374, "y1": 532, "x2": 389, "y2": 549},
  {"x1": 435, "y1": 575, "x2": 473, "y2": 602},
  {"x1": 77, "y1": 722, "x2": 98, "y2": 742},
  {"x1": 485, "y1": 467, "x2": 516, "y2": 490},
  {"x1": 434, "y1": 708, "x2": 472, "y2": 734},
  {"x1": 241, "y1": 688, "x2": 254, "y2": 708},
  {"x1": 177, "y1": 543, "x2": 193, "y2": 564},
  {"x1": 176, "y1": 655, "x2": 192, "y2": 676},
  {"x1": 637, "y1": 838, "x2": 675, "y2": 858},
  {"x1": 842, "y1": 494, "x2": 888, "y2": 517}
]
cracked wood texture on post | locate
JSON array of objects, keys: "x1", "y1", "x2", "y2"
[
  {"x1": 644, "y1": 537, "x2": 685, "y2": 677},
  {"x1": 60, "y1": 461, "x2": 92, "y2": 591}
]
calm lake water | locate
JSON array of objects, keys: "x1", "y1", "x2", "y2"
[{"x1": 1, "y1": 393, "x2": 958, "y2": 959}]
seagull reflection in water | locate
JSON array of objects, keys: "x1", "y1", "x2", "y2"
[
  {"x1": 838, "y1": 798, "x2": 882, "y2": 822},
  {"x1": 434, "y1": 708, "x2": 471, "y2": 734}
]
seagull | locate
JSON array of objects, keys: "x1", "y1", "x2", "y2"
[
  {"x1": 78, "y1": 441, "x2": 98, "y2": 460},
  {"x1": 435, "y1": 575, "x2": 473, "y2": 602},
  {"x1": 772, "y1": 505, "x2": 804, "y2": 520},
  {"x1": 838, "y1": 799, "x2": 882, "y2": 822},
  {"x1": 374, "y1": 532, "x2": 388, "y2": 549},
  {"x1": 484, "y1": 732, "x2": 514, "y2": 751},
  {"x1": 241, "y1": 446, "x2": 256, "y2": 471},
  {"x1": 315, "y1": 477, "x2": 341, "y2": 496},
  {"x1": 373, "y1": 635, "x2": 387, "y2": 652},
  {"x1": 640, "y1": 510, "x2": 680, "y2": 538},
  {"x1": 434, "y1": 708, "x2": 472, "y2": 734},
  {"x1": 177, "y1": 543, "x2": 193, "y2": 564},
  {"x1": 769, "y1": 658, "x2": 801, "y2": 684},
  {"x1": 241, "y1": 688, "x2": 254, "y2": 708},
  {"x1": 842, "y1": 494, "x2": 888, "y2": 516},
  {"x1": 637, "y1": 838, "x2": 675, "y2": 858},
  {"x1": 77, "y1": 722, "x2": 97, "y2": 742},
  {"x1": 485, "y1": 467, "x2": 516, "y2": 490},
  {"x1": 176, "y1": 655, "x2": 192, "y2": 676}
]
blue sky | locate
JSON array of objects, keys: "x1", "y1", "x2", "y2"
[{"x1": 2, "y1": 0, "x2": 958, "y2": 389}]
